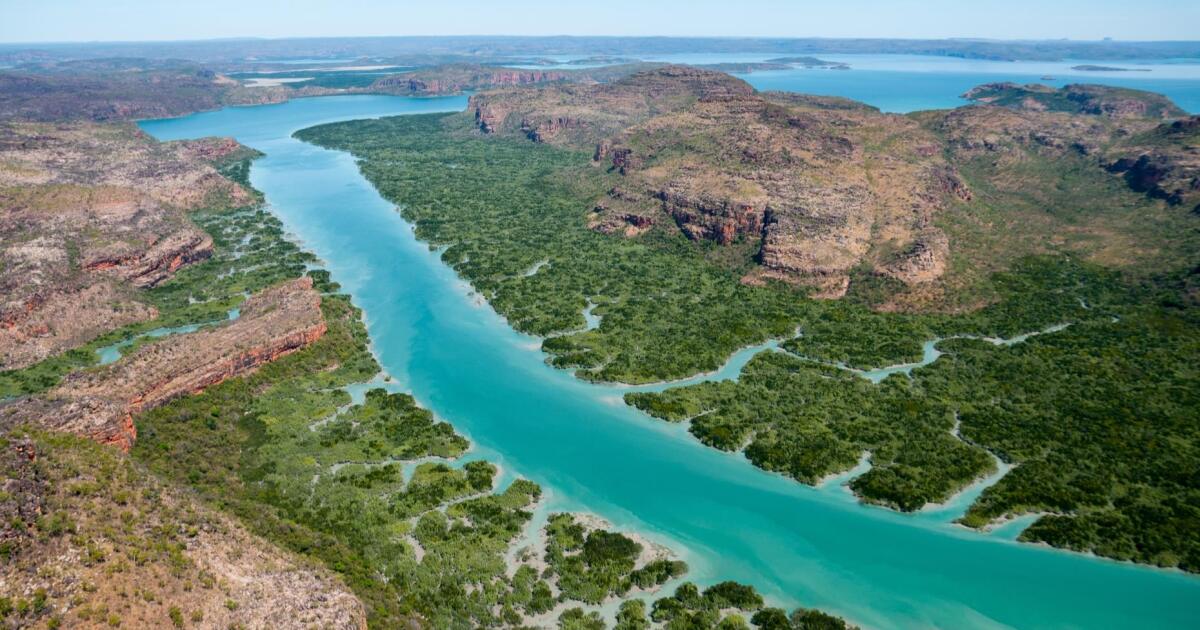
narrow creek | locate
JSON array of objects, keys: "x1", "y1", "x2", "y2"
[{"x1": 140, "y1": 95, "x2": 1200, "y2": 629}]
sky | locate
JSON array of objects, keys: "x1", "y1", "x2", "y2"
[{"x1": 0, "y1": 0, "x2": 1196, "y2": 43}]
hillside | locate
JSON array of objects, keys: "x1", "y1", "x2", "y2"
[
  {"x1": 0, "y1": 117, "x2": 853, "y2": 629},
  {"x1": 301, "y1": 67, "x2": 1200, "y2": 571},
  {"x1": 0, "y1": 60, "x2": 661, "y2": 123},
  {"x1": 0, "y1": 430, "x2": 367, "y2": 629},
  {"x1": 0, "y1": 122, "x2": 255, "y2": 369},
  {"x1": 962, "y1": 82, "x2": 1188, "y2": 119},
  {"x1": 465, "y1": 67, "x2": 1197, "y2": 306}
]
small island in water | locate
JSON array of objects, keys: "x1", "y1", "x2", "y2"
[{"x1": 1071, "y1": 64, "x2": 1152, "y2": 72}]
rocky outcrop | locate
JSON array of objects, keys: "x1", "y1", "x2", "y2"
[
  {"x1": 936, "y1": 102, "x2": 1198, "y2": 214},
  {"x1": 0, "y1": 122, "x2": 253, "y2": 369},
  {"x1": 373, "y1": 65, "x2": 570, "y2": 96},
  {"x1": 471, "y1": 96, "x2": 509, "y2": 134},
  {"x1": 656, "y1": 187, "x2": 766, "y2": 245},
  {"x1": 84, "y1": 228, "x2": 214, "y2": 288},
  {"x1": 1, "y1": 278, "x2": 327, "y2": 451},
  {"x1": 963, "y1": 82, "x2": 1188, "y2": 120},
  {"x1": 877, "y1": 230, "x2": 951, "y2": 285},
  {"x1": 486, "y1": 69, "x2": 964, "y2": 294},
  {"x1": 521, "y1": 115, "x2": 584, "y2": 143},
  {"x1": 467, "y1": 65, "x2": 756, "y2": 140},
  {"x1": 1104, "y1": 116, "x2": 1200, "y2": 211},
  {"x1": 0, "y1": 121, "x2": 252, "y2": 208},
  {"x1": 1, "y1": 282, "x2": 159, "y2": 371}
]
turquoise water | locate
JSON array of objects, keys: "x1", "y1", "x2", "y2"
[
  {"x1": 140, "y1": 95, "x2": 1200, "y2": 629},
  {"x1": 521, "y1": 53, "x2": 1200, "y2": 113},
  {"x1": 94, "y1": 307, "x2": 240, "y2": 365}
]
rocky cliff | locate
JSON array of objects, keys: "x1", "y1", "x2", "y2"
[
  {"x1": 465, "y1": 68, "x2": 1196, "y2": 302},
  {"x1": 0, "y1": 123, "x2": 252, "y2": 369},
  {"x1": 372, "y1": 64, "x2": 572, "y2": 95},
  {"x1": 470, "y1": 66, "x2": 967, "y2": 296},
  {"x1": 1105, "y1": 116, "x2": 1200, "y2": 212},
  {"x1": 1, "y1": 277, "x2": 326, "y2": 450},
  {"x1": 932, "y1": 102, "x2": 1198, "y2": 212}
]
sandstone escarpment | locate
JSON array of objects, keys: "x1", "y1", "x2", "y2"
[
  {"x1": 466, "y1": 69, "x2": 1197, "y2": 305},
  {"x1": 1, "y1": 277, "x2": 327, "y2": 450},
  {"x1": 934, "y1": 104, "x2": 1198, "y2": 213},
  {"x1": 0, "y1": 121, "x2": 252, "y2": 208},
  {"x1": 467, "y1": 67, "x2": 969, "y2": 296},
  {"x1": 0, "y1": 122, "x2": 253, "y2": 369},
  {"x1": 932, "y1": 105, "x2": 1117, "y2": 159},
  {"x1": 469, "y1": 65, "x2": 756, "y2": 144},
  {"x1": 373, "y1": 64, "x2": 570, "y2": 96}
]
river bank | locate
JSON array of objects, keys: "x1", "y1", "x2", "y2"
[{"x1": 139, "y1": 94, "x2": 1200, "y2": 629}]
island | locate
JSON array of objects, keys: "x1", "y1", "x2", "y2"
[{"x1": 1072, "y1": 64, "x2": 1152, "y2": 72}]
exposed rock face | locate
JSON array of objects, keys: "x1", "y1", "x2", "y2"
[
  {"x1": 373, "y1": 64, "x2": 570, "y2": 96},
  {"x1": 521, "y1": 115, "x2": 584, "y2": 143},
  {"x1": 1, "y1": 280, "x2": 159, "y2": 372},
  {"x1": 84, "y1": 227, "x2": 214, "y2": 288},
  {"x1": 656, "y1": 186, "x2": 766, "y2": 245},
  {"x1": 934, "y1": 104, "x2": 1116, "y2": 159},
  {"x1": 877, "y1": 230, "x2": 951, "y2": 285},
  {"x1": 468, "y1": 65, "x2": 756, "y2": 143},
  {"x1": 0, "y1": 122, "x2": 251, "y2": 369},
  {"x1": 470, "y1": 66, "x2": 969, "y2": 295},
  {"x1": 963, "y1": 82, "x2": 1188, "y2": 120},
  {"x1": 467, "y1": 70, "x2": 1196, "y2": 302},
  {"x1": 935, "y1": 104, "x2": 1197, "y2": 212},
  {"x1": 1, "y1": 278, "x2": 327, "y2": 451},
  {"x1": 1105, "y1": 116, "x2": 1200, "y2": 211}
]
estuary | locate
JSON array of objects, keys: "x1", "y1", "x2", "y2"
[{"x1": 141, "y1": 94, "x2": 1200, "y2": 629}]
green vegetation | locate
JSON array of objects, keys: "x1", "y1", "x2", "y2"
[
  {"x1": 648, "y1": 582, "x2": 765, "y2": 628},
  {"x1": 296, "y1": 109, "x2": 1200, "y2": 571},
  {"x1": 631, "y1": 279, "x2": 1200, "y2": 568},
  {"x1": 297, "y1": 113, "x2": 1103, "y2": 380},
  {"x1": 542, "y1": 514, "x2": 688, "y2": 604},
  {"x1": 962, "y1": 82, "x2": 1187, "y2": 118},
  {"x1": 2, "y1": 145, "x2": 854, "y2": 628},
  {"x1": 298, "y1": 114, "x2": 807, "y2": 383}
]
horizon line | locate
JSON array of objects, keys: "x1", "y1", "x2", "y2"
[{"x1": 3, "y1": 34, "x2": 1200, "y2": 47}]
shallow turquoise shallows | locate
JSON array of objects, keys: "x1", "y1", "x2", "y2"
[{"x1": 141, "y1": 95, "x2": 1200, "y2": 629}]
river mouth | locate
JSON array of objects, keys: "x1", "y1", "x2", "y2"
[{"x1": 140, "y1": 94, "x2": 1200, "y2": 630}]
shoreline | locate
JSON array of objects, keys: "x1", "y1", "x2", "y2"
[{"x1": 154, "y1": 94, "x2": 1200, "y2": 628}]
